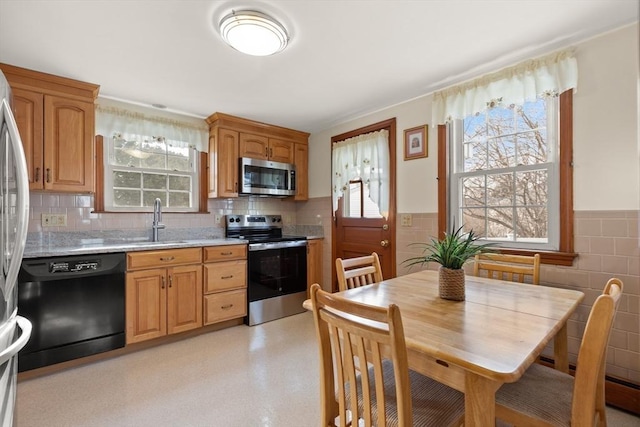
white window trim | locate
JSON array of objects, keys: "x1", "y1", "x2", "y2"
[
  {"x1": 103, "y1": 137, "x2": 200, "y2": 213},
  {"x1": 449, "y1": 97, "x2": 560, "y2": 251}
]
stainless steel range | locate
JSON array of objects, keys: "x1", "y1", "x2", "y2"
[{"x1": 225, "y1": 215, "x2": 307, "y2": 326}]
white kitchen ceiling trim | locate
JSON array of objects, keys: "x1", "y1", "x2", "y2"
[
  {"x1": 219, "y1": 10, "x2": 289, "y2": 56},
  {"x1": 432, "y1": 49, "x2": 578, "y2": 124}
]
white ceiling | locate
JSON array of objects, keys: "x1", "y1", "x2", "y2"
[{"x1": 0, "y1": 1, "x2": 637, "y2": 133}]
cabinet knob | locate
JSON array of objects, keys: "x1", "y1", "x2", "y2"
[{"x1": 380, "y1": 240, "x2": 389, "y2": 247}]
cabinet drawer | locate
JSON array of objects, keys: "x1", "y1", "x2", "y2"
[
  {"x1": 203, "y1": 244, "x2": 246, "y2": 262},
  {"x1": 127, "y1": 248, "x2": 202, "y2": 270},
  {"x1": 204, "y1": 260, "x2": 246, "y2": 293},
  {"x1": 204, "y1": 289, "x2": 246, "y2": 325}
]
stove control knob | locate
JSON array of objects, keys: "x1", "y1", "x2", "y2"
[{"x1": 277, "y1": 218, "x2": 281, "y2": 222}]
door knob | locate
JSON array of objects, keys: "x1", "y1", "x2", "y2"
[{"x1": 380, "y1": 240, "x2": 389, "y2": 247}]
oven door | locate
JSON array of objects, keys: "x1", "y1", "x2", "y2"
[
  {"x1": 246, "y1": 240, "x2": 308, "y2": 326},
  {"x1": 247, "y1": 241, "x2": 307, "y2": 302}
]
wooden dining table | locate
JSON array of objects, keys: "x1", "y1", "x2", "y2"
[{"x1": 303, "y1": 269, "x2": 585, "y2": 426}]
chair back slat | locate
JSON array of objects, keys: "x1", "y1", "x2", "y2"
[
  {"x1": 571, "y1": 278, "x2": 623, "y2": 425},
  {"x1": 474, "y1": 253, "x2": 540, "y2": 285},
  {"x1": 336, "y1": 253, "x2": 383, "y2": 291},
  {"x1": 310, "y1": 283, "x2": 412, "y2": 426}
]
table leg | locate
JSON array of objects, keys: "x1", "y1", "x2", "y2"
[
  {"x1": 464, "y1": 373, "x2": 499, "y2": 427},
  {"x1": 554, "y1": 322, "x2": 569, "y2": 373}
]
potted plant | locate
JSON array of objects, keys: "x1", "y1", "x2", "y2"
[{"x1": 403, "y1": 224, "x2": 494, "y2": 301}]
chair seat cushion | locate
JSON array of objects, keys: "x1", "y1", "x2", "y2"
[
  {"x1": 353, "y1": 359, "x2": 465, "y2": 427},
  {"x1": 496, "y1": 363, "x2": 574, "y2": 427}
]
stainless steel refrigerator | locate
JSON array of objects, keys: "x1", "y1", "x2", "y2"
[{"x1": 0, "y1": 69, "x2": 31, "y2": 426}]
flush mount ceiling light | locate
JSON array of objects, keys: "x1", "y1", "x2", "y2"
[{"x1": 219, "y1": 10, "x2": 289, "y2": 56}]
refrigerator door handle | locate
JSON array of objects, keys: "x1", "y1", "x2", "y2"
[
  {"x1": 1, "y1": 98, "x2": 29, "y2": 301},
  {"x1": 0, "y1": 316, "x2": 32, "y2": 366}
]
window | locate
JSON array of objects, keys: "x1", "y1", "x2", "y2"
[
  {"x1": 450, "y1": 96, "x2": 559, "y2": 250},
  {"x1": 344, "y1": 180, "x2": 383, "y2": 218},
  {"x1": 104, "y1": 133, "x2": 199, "y2": 212}
]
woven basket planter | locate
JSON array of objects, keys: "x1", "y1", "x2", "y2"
[{"x1": 438, "y1": 266, "x2": 465, "y2": 301}]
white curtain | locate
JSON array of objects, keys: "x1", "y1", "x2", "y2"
[
  {"x1": 332, "y1": 129, "x2": 389, "y2": 218},
  {"x1": 432, "y1": 49, "x2": 578, "y2": 124},
  {"x1": 95, "y1": 105, "x2": 208, "y2": 151}
]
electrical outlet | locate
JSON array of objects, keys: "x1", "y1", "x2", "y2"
[
  {"x1": 214, "y1": 214, "x2": 222, "y2": 224},
  {"x1": 42, "y1": 213, "x2": 67, "y2": 227},
  {"x1": 400, "y1": 214, "x2": 412, "y2": 227}
]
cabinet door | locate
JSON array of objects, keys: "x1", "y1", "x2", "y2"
[
  {"x1": 239, "y1": 133, "x2": 268, "y2": 160},
  {"x1": 294, "y1": 143, "x2": 309, "y2": 201},
  {"x1": 12, "y1": 89, "x2": 44, "y2": 190},
  {"x1": 167, "y1": 265, "x2": 203, "y2": 335},
  {"x1": 126, "y1": 268, "x2": 167, "y2": 344},
  {"x1": 307, "y1": 239, "x2": 323, "y2": 295},
  {"x1": 268, "y1": 138, "x2": 294, "y2": 163},
  {"x1": 218, "y1": 128, "x2": 239, "y2": 197},
  {"x1": 44, "y1": 95, "x2": 94, "y2": 192}
]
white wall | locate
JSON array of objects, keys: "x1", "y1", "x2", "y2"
[
  {"x1": 308, "y1": 23, "x2": 640, "y2": 212},
  {"x1": 572, "y1": 23, "x2": 639, "y2": 210}
]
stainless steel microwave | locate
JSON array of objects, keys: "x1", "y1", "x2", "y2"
[{"x1": 239, "y1": 157, "x2": 296, "y2": 196}]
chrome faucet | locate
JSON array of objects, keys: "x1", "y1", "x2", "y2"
[{"x1": 151, "y1": 198, "x2": 165, "y2": 242}]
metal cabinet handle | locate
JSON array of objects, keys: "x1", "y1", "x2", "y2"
[
  {"x1": 221, "y1": 275, "x2": 233, "y2": 279},
  {"x1": 265, "y1": 147, "x2": 269, "y2": 157},
  {"x1": 35, "y1": 167, "x2": 40, "y2": 182},
  {"x1": 380, "y1": 240, "x2": 389, "y2": 247},
  {"x1": 160, "y1": 256, "x2": 175, "y2": 262},
  {"x1": 161, "y1": 276, "x2": 165, "y2": 289},
  {"x1": 269, "y1": 147, "x2": 273, "y2": 158},
  {"x1": 46, "y1": 168, "x2": 51, "y2": 183},
  {"x1": 169, "y1": 275, "x2": 173, "y2": 288},
  {"x1": 220, "y1": 251, "x2": 232, "y2": 256},
  {"x1": 221, "y1": 304, "x2": 233, "y2": 310}
]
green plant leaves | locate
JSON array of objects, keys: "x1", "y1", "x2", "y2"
[{"x1": 402, "y1": 224, "x2": 495, "y2": 270}]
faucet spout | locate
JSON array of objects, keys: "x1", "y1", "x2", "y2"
[{"x1": 152, "y1": 198, "x2": 166, "y2": 242}]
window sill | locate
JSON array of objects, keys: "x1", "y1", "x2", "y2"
[{"x1": 497, "y1": 248, "x2": 577, "y2": 266}]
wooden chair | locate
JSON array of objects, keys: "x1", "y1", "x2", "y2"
[
  {"x1": 495, "y1": 278, "x2": 624, "y2": 427},
  {"x1": 309, "y1": 283, "x2": 464, "y2": 427},
  {"x1": 335, "y1": 252, "x2": 383, "y2": 292},
  {"x1": 473, "y1": 253, "x2": 541, "y2": 285}
]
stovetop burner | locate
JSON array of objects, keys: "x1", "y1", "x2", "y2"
[{"x1": 225, "y1": 214, "x2": 306, "y2": 243}]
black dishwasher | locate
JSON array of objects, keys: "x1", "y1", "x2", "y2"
[{"x1": 17, "y1": 252, "x2": 126, "y2": 372}]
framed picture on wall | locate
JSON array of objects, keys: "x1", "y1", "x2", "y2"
[{"x1": 404, "y1": 125, "x2": 428, "y2": 160}]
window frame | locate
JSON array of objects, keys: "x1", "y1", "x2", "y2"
[
  {"x1": 95, "y1": 135, "x2": 203, "y2": 213},
  {"x1": 438, "y1": 90, "x2": 576, "y2": 266}
]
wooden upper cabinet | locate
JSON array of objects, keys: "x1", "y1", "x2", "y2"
[
  {"x1": 239, "y1": 133, "x2": 268, "y2": 159},
  {"x1": 205, "y1": 113, "x2": 309, "y2": 199},
  {"x1": 44, "y1": 96, "x2": 94, "y2": 192},
  {"x1": 12, "y1": 88, "x2": 44, "y2": 190},
  {"x1": 294, "y1": 143, "x2": 309, "y2": 201},
  {"x1": 208, "y1": 127, "x2": 239, "y2": 198},
  {"x1": 0, "y1": 62, "x2": 99, "y2": 193},
  {"x1": 239, "y1": 133, "x2": 295, "y2": 163}
]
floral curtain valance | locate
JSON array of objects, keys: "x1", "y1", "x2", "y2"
[
  {"x1": 332, "y1": 129, "x2": 390, "y2": 218},
  {"x1": 432, "y1": 49, "x2": 578, "y2": 124},
  {"x1": 96, "y1": 105, "x2": 209, "y2": 152}
]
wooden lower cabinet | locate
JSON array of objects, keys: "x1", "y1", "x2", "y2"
[
  {"x1": 307, "y1": 238, "x2": 323, "y2": 295},
  {"x1": 203, "y1": 245, "x2": 247, "y2": 325},
  {"x1": 126, "y1": 248, "x2": 202, "y2": 344}
]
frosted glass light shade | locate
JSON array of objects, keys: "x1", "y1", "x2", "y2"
[{"x1": 219, "y1": 10, "x2": 288, "y2": 56}]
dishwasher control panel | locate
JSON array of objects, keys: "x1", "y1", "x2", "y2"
[{"x1": 50, "y1": 260, "x2": 100, "y2": 273}]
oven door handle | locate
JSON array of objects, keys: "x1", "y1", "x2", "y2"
[{"x1": 248, "y1": 241, "x2": 307, "y2": 251}]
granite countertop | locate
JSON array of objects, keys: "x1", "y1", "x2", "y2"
[
  {"x1": 23, "y1": 238, "x2": 246, "y2": 258},
  {"x1": 23, "y1": 225, "x2": 324, "y2": 259}
]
